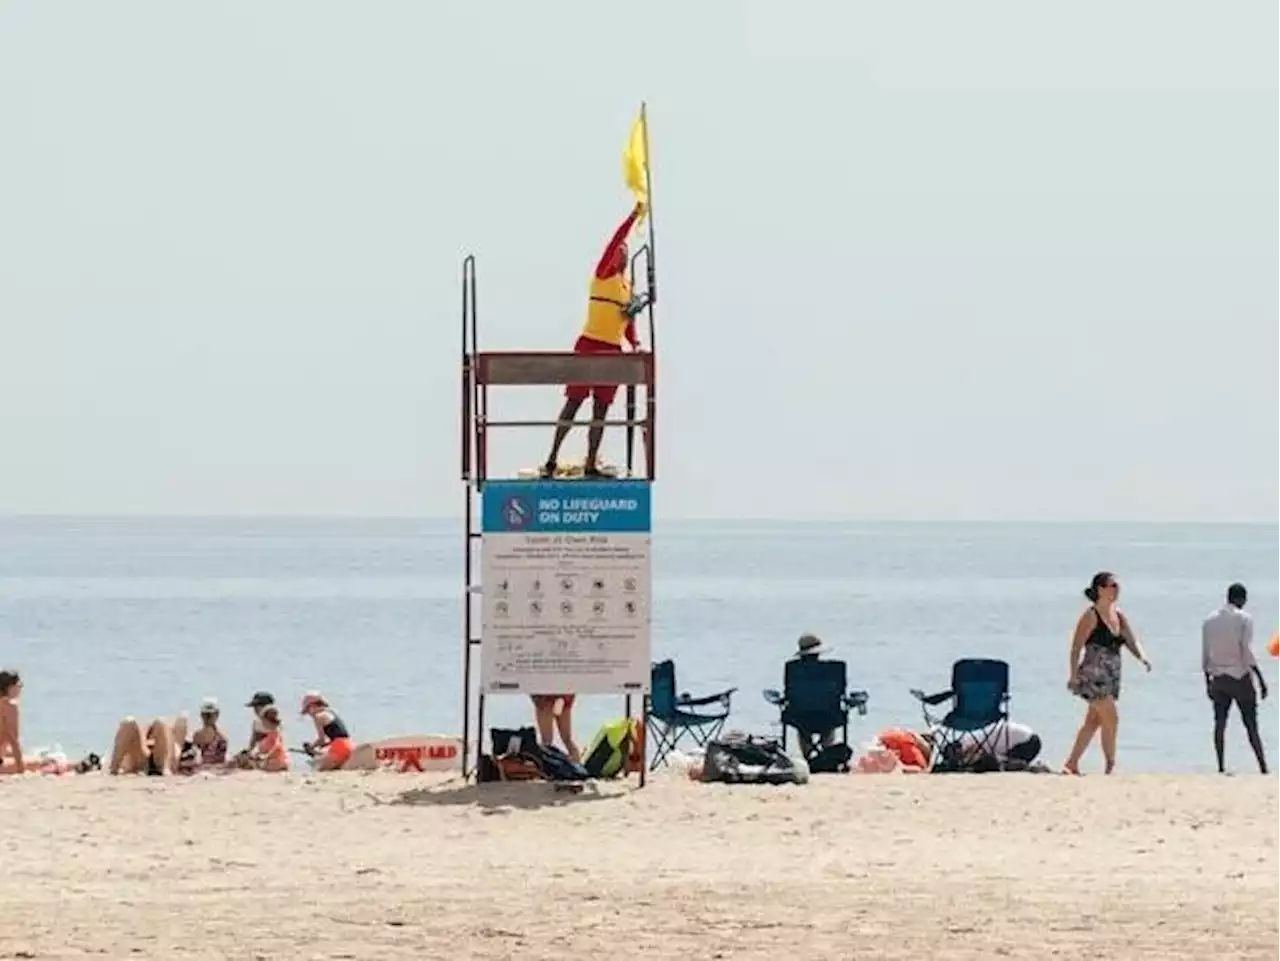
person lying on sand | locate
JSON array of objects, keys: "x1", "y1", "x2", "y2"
[
  {"x1": 0, "y1": 670, "x2": 26, "y2": 774},
  {"x1": 299, "y1": 692, "x2": 353, "y2": 771},
  {"x1": 929, "y1": 719, "x2": 1045, "y2": 771},
  {"x1": 109, "y1": 714, "x2": 196, "y2": 776}
]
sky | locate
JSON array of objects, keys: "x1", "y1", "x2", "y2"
[{"x1": 0, "y1": 1, "x2": 1275, "y2": 522}]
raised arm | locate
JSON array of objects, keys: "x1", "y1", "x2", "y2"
[
  {"x1": 1117, "y1": 611, "x2": 1152, "y2": 670},
  {"x1": 595, "y1": 203, "x2": 644, "y2": 279}
]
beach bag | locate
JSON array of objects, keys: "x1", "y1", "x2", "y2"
[
  {"x1": 477, "y1": 727, "x2": 543, "y2": 783},
  {"x1": 583, "y1": 717, "x2": 636, "y2": 779},
  {"x1": 490, "y1": 726, "x2": 538, "y2": 757},
  {"x1": 702, "y1": 733, "x2": 808, "y2": 785},
  {"x1": 528, "y1": 744, "x2": 589, "y2": 782}
]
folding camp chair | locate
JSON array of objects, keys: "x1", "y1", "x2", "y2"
[
  {"x1": 646, "y1": 659, "x2": 735, "y2": 770},
  {"x1": 910, "y1": 658, "x2": 1011, "y2": 772},
  {"x1": 763, "y1": 658, "x2": 869, "y2": 770}
]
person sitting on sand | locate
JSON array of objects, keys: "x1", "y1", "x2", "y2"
[
  {"x1": 0, "y1": 670, "x2": 25, "y2": 775},
  {"x1": 109, "y1": 714, "x2": 193, "y2": 776},
  {"x1": 243, "y1": 690, "x2": 276, "y2": 752},
  {"x1": 192, "y1": 698, "x2": 229, "y2": 767},
  {"x1": 252, "y1": 707, "x2": 288, "y2": 771},
  {"x1": 299, "y1": 692, "x2": 353, "y2": 771}
]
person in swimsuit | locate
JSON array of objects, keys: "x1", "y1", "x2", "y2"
[
  {"x1": 0, "y1": 670, "x2": 25, "y2": 775},
  {"x1": 246, "y1": 706, "x2": 288, "y2": 772},
  {"x1": 192, "y1": 698, "x2": 229, "y2": 767},
  {"x1": 300, "y1": 692, "x2": 354, "y2": 771},
  {"x1": 540, "y1": 201, "x2": 649, "y2": 478},
  {"x1": 1062, "y1": 571, "x2": 1152, "y2": 774}
]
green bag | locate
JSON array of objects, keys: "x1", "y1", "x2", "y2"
[{"x1": 582, "y1": 717, "x2": 635, "y2": 779}]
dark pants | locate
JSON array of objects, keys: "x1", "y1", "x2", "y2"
[
  {"x1": 1210, "y1": 674, "x2": 1257, "y2": 724},
  {"x1": 1209, "y1": 673, "x2": 1267, "y2": 774},
  {"x1": 1007, "y1": 734, "x2": 1042, "y2": 764}
]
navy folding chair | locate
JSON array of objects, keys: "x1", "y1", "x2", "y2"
[
  {"x1": 910, "y1": 658, "x2": 1010, "y2": 772},
  {"x1": 763, "y1": 658, "x2": 869, "y2": 765},
  {"x1": 646, "y1": 659, "x2": 735, "y2": 769}
]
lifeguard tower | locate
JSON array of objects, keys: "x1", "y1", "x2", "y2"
[{"x1": 458, "y1": 241, "x2": 658, "y2": 785}]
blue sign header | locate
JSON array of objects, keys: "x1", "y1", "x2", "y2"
[{"x1": 482, "y1": 479, "x2": 651, "y2": 534}]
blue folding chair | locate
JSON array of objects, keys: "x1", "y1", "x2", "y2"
[
  {"x1": 910, "y1": 658, "x2": 1010, "y2": 772},
  {"x1": 646, "y1": 659, "x2": 735, "y2": 770},
  {"x1": 763, "y1": 658, "x2": 869, "y2": 766}
]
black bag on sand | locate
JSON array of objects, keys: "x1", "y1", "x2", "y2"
[
  {"x1": 702, "y1": 733, "x2": 808, "y2": 785},
  {"x1": 478, "y1": 727, "x2": 590, "y2": 783}
]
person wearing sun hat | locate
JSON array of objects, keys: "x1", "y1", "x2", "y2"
[
  {"x1": 299, "y1": 691, "x2": 354, "y2": 771},
  {"x1": 191, "y1": 697, "x2": 228, "y2": 766},
  {"x1": 792, "y1": 632, "x2": 827, "y2": 660},
  {"x1": 242, "y1": 691, "x2": 275, "y2": 754}
]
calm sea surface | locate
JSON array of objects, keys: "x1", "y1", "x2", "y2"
[{"x1": 1, "y1": 517, "x2": 1276, "y2": 773}]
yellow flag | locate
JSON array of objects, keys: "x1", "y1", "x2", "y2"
[{"x1": 622, "y1": 108, "x2": 648, "y2": 206}]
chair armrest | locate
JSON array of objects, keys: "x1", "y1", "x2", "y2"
[
  {"x1": 680, "y1": 687, "x2": 736, "y2": 707},
  {"x1": 843, "y1": 690, "x2": 870, "y2": 716},
  {"x1": 910, "y1": 688, "x2": 953, "y2": 707},
  {"x1": 762, "y1": 688, "x2": 785, "y2": 707}
]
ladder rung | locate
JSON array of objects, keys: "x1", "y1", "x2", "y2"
[{"x1": 480, "y1": 418, "x2": 645, "y2": 428}]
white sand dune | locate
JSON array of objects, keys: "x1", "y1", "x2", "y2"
[{"x1": 0, "y1": 771, "x2": 1275, "y2": 960}]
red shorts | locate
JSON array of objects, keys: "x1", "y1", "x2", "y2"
[
  {"x1": 531, "y1": 694, "x2": 576, "y2": 711},
  {"x1": 565, "y1": 335, "x2": 623, "y2": 405}
]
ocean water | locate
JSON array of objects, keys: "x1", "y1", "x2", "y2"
[{"x1": 1, "y1": 516, "x2": 1276, "y2": 774}]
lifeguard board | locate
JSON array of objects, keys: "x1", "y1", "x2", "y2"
[
  {"x1": 479, "y1": 479, "x2": 651, "y2": 696},
  {"x1": 344, "y1": 735, "x2": 463, "y2": 773}
]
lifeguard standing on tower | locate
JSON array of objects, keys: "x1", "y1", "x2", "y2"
[{"x1": 540, "y1": 200, "x2": 649, "y2": 478}]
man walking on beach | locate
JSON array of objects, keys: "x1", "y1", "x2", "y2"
[{"x1": 1202, "y1": 583, "x2": 1269, "y2": 774}]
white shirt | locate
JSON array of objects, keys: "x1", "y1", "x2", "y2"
[
  {"x1": 932, "y1": 720, "x2": 1036, "y2": 762},
  {"x1": 1202, "y1": 605, "x2": 1256, "y2": 680}
]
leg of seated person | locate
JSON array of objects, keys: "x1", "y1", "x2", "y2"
[
  {"x1": 146, "y1": 718, "x2": 172, "y2": 775},
  {"x1": 169, "y1": 715, "x2": 190, "y2": 771},
  {"x1": 109, "y1": 718, "x2": 146, "y2": 775}
]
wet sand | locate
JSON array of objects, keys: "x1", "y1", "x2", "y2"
[{"x1": 0, "y1": 771, "x2": 1275, "y2": 960}]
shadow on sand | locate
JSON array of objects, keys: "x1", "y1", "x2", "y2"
[{"x1": 385, "y1": 778, "x2": 629, "y2": 812}]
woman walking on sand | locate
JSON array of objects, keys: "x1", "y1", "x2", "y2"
[{"x1": 1062, "y1": 571, "x2": 1152, "y2": 774}]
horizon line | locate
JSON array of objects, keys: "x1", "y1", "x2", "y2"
[{"x1": 0, "y1": 512, "x2": 1275, "y2": 527}]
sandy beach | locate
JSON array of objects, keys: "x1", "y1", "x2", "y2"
[{"x1": 0, "y1": 771, "x2": 1275, "y2": 961}]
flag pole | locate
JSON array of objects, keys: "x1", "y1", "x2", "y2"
[
  {"x1": 641, "y1": 101, "x2": 657, "y2": 315},
  {"x1": 639, "y1": 102, "x2": 657, "y2": 485}
]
